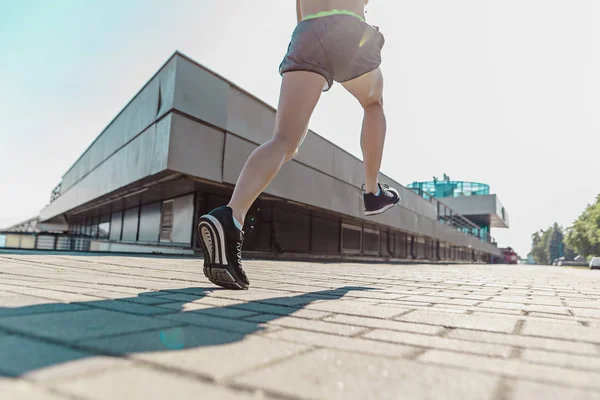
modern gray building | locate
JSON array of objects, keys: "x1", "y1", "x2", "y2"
[
  {"x1": 407, "y1": 178, "x2": 509, "y2": 244},
  {"x1": 34, "y1": 52, "x2": 502, "y2": 262}
]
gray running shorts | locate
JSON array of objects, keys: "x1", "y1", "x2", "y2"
[{"x1": 279, "y1": 14, "x2": 385, "y2": 91}]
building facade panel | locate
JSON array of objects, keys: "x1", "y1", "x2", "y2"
[
  {"x1": 61, "y1": 59, "x2": 176, "y2": 193},
  {"x1": 167, "y1": 114, "x2": 225, "y2": 182},
  {"x1": 226, "y1": 86, "x2": 276, "y2": 145},
  {"x1": 40, "y1": 121, "x2": 171, "y2": 222},
  {"x1": 173, "y1": 56, "x2": 229, "y2": 129}
]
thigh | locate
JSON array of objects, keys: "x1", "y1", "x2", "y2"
[
  {"x1": 341, "y1": 67, "x2": 384, "y2": 107},
  {"x1": 273, "y1": 71, "x2": 327, "y2": 146}
]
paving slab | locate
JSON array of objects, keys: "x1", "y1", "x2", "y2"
[
  {"x1": 235, "y1": 348, "x2": 500, "y2": 400},
  {"x1": 80, "y1": 325, "x2": 309, "y2": 381},
  {"x1": 511, "y1": 381, "x2": 600, "y2": 400},
  {"x1": 0, "y1": 335, "x2": 91, "y2": 378},
  {"x1": 446, "y1": 329, "x2": 599, "y2": 355},
  {"x1": 1, "y1": 254, "x2": 600, "y2": 399},
  {"x1": 522, "y1": 320, "x2": 600, "y2": 343},
  {"x1": 419, "y1": 349, "x2": 600, "y2": 391},
  {"x1": 363, "y1": 329, "x2": 513, "y2": 357},
  {"x1": 323, "y1": 314, "x2": 445, "y2": 335},
  {"x1": 521, "y1": 348, "x2": 600, "y2": 371},
  {"x1": 0, "y1": 378, "x2": 69, "y2": 400},
  {"x1": 0, "y1": 309, "x2": 179, "y2": 342},
  {"x1": 53, "y1": 364, "x2": 253, "y2": 400},
  {"x1": 265, "y1": 328, "x2": 417, "y2": 357},
  {"x1": 397, "y1": 310, "x2": 518, "y2": 333}
]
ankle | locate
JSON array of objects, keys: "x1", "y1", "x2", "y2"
[
  {"x1": 228, "y1": 207, "x2": 245, "y2": 230},
  {"x1": 365, "y1": 182, "x2": 380, "y2": 195}
]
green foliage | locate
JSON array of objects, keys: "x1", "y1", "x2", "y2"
[
  {"x1": 531, "y1": 194, "x2": 600, "y2": 264},
  {"x1": 565, "y1": 194, "x2": 600, "y2": 258},
  {"x1": 531, "y1": 230, "x2": 549, "y2": 264},
  {"x1": 530, "y1": 223, "x2": 575, "y2": 265}
]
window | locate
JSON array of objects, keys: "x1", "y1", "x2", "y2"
[
  {"x1": 83, "y1": 220, "x2": 91, "y2": 236},
  {"x1": 363, "y1": 228, "x2": 380, "y2": 255},
  {"x1": 90, "y1": 216, "x2": 99, "y2": 238},
  {"x1": 395, "y1": 232, "x2": 408, "y2": 258},
  {"x1": 122, "y1": 207, "x2": 139, "y2": 242},
  {"x1": 277, "y1": 209, "x2": 310, "y2": 253},
  {"x1": 160, "y1": 200, "x2": 174, "y2": 242},
  {"x1": 311, "y1": 216, "x2": 340, "y2": 253},
  {"x1": 380, "y1": 230, "x2": 393, "y2": 257},
  {"x1": 98, "y1": 215, "x2": 110, "y2": 239},
  {"x1": 139, "y1": 202, "x2": 162, "y2": 242},
  {"x1": 341, "y1": 224, "x2": 362, "y2": 254},
  {"x1": 109, "y1": 211, "x2": 123, "y2": 241}
]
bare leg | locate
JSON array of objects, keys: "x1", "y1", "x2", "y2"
[
  {"x1": 227, "y1": 71, "x2": 326, "y2": 225},
  {"x1": 341, "y1": 68, "x2": 386, "y2": 194}
]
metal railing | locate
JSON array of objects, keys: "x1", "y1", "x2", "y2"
[{"x1": 50, "y1": 183, "x2": 61, "y2": 203}]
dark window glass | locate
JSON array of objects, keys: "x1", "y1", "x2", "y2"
[
  {"x1": 277, "y1": 209, "x2": 310, "y2": 253},
  {"x1": 341, "y1": 224, "x2": 362, "y2": 254},
  {"x1": 363, "y1": 229, "x2": 380, "y2": 255},
  {"x1": 311, "y1": 216, "x2": 340, "y2": 253}
]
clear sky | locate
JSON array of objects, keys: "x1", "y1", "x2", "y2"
[{"x1": 1, "y1": 0, "x2": 598, "y2": 256}]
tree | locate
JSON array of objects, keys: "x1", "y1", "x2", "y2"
[
  {"x1": 531, "y1": 228, "x2": 551, "y2": 264},
  {"x1": 530, "y1": 223, "x2": 576, "y2": 265},
  {"x1": 565, "y1": 194, "x2": 600, "y2": 259},
  {"x1": 548, "y1": 223, "x2": 563, "y2": 262}
]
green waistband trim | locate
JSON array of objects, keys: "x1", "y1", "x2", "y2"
[{"x1": 302, "y1": 9, "x2": 365, "y2": 22}]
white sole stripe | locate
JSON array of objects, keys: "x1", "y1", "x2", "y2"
[
  {"x1": 202, "y1": 215, "x2": 228, "y2": 265},
  {"x1": 200, "y1": 222, "x2": 219, "y2": 264},
  {"x1": 199, "y1": 224, "x2": 214, "y2": 264},
  {"x1": 365, "y1": 202, "x2": 397, "y2": 216}
]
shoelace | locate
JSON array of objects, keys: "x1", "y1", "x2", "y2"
[
  {"x1": 361, "y1": 183, "x2": 393, "y2": 197},
  {"x1": 236, "y1": 242, "x2": 242, "y2": 263},
  {"x1": 380, "y1": 184, "x2": 395, "y2": 198},
  {"x1": 235, "y1": 232, "x2": 244, "y2": 264}
]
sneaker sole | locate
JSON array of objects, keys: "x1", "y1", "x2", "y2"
[
  {"x1": 364, "y1": 201, "x2": 398, "y2": 216},
  {"x1": 197, "y1": 215, "x2": 248, "y2": 290}
]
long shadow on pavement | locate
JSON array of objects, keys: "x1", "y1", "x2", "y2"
[{"x1": 0, "y1": 285, "x2": 373, "y2": 377}]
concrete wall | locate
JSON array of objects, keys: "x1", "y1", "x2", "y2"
[
  {"x1": 438, "y1": 195, "x2": 509, "y2": 228},
  {"x1": 40, "y1": 117, "x2": 172, "y2": 221}
]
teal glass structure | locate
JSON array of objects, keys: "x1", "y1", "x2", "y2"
[
  {"x1": 407, "y1": 176, "x2": 494, "y2": 243},
  {"x1": 407, "y1": 179, "x2": 489, "y2": 199}
]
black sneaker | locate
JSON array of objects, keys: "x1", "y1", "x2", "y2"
[
  {"x1": 197, "y1": 206, "x2": 249, "y2": 290},
  {"x1": 363, "y1": 183, "x2": 401, "y2": 216}
]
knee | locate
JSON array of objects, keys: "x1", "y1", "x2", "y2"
[
  {"x1": 362, "y1": 94, "x2": 384, "y2": 110},
  {"x1": 270, "y1": 136, "x2": 299, "y2": 163}
]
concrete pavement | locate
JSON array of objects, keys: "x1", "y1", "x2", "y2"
[{"x1": 0, "y1": 253, "x2": 599, "y2": 399}]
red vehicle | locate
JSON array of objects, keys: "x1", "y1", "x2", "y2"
[{"x1": 500, "y1": 247, "x2": 518, "y2": 264}]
